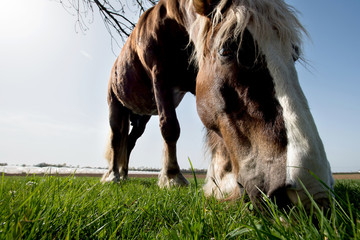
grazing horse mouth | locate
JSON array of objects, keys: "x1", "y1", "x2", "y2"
[{"x1": 265, "y1": 183, "x2": 331, "y2": 210}]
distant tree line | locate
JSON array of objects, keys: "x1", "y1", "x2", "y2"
[
  {"x1": 34, "y1": 162, "x2": 69, "y2": 168},
  {"x1": 128, "y1": 167, "x2": 207, "y2": 174}
]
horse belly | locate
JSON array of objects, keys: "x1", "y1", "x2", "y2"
[
  {"x1": 123, "y1": 96, "x2": 158, "y2": 116},
  {"x1": 111, "y1": 65, "x2": 157, "y2": 115},
  {"x1": 118, "y1": 80, "x2": 158, "y2": 115},
  {"x1": 120, "y1": 86, "x2": 186, "y2": 115}
]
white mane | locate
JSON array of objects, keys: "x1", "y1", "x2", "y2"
[{"x1": 189, "y1": 0, "x2": 307, "y2": 66}]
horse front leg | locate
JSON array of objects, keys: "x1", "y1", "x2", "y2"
[
  {"x1": 157, "y1": 112, "x2": 189, "y2": 187},
  {"x1": 203, "y1": 130, "x2": 244, "y2": 199},
  {"x1": 151, "y1": 74, "x2": 188, "y2": 188}
]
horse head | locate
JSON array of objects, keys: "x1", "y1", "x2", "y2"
[{"x1": 191, "y1": 0, "x2": 334, "y2": 209}]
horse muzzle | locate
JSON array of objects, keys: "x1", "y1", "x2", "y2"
[{"x1": 266, "y1": 184, "x2": 332, "y2": 211}]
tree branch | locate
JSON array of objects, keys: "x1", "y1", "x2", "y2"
[{"x1": 57, "y1": 0, "x2": 157, "y2": 46}]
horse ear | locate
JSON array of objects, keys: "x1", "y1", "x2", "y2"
[{"x1": 193, "y1": 0, "x2": 218, "y2": 16}]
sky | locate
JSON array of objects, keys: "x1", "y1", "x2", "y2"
[{"x1": 0, "y1": 0, "x2": 359, "y2": 172}]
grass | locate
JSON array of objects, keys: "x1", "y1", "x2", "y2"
[{"x1": 0, "y1": 174, "x2": 359, "y2": 239}]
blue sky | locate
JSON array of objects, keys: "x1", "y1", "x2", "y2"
[{"x1": 0, "y1": 0, "x2": 359, "y2": 172}]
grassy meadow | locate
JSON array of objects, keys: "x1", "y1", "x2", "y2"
[{"x1": 1, "y1": 173, "x2": 359, "y2": 239}]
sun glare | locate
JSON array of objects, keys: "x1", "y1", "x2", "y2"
[{"x1": 0, "y1": 0, "x2": 44, "y2": 40}]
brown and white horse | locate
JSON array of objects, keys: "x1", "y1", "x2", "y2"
[{"x1": 102, "y1": 0, "x2": 334, "y2": 208}]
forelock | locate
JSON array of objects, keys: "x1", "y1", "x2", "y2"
[{"x1": 189, "y1": 0, "x2": 306, "y2": 67}]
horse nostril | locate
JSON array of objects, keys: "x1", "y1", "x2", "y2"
[
  {"x1": 302, "y1": 197, "x2": 331, "y2": 212},
  {"x1": 268, "y1": 186, "x2": 293, "y2": 209},
  {"x1": 287, "y1": 188, "x2": 331, "y2": 212},
  {"x1": 314, "y1": 197, "x2": 331, "y2": 210}
]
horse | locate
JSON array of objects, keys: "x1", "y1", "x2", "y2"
[
  {"x1": 102, "y1": 0, "x2": 334, "y2": 209},
  {"x1": 101, "y1": 0, "x2": 197, "y2": 187}
]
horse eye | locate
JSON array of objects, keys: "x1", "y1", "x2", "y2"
[
  {"x1": 218, "y1": 48, "x2": 234, "y2": 57},
  {"x1": 292, "y1": 45, "x2": 300, "y2": 62}
]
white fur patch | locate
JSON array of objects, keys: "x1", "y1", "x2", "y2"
[
  {"x1": 253, "y1": 28, "x2": 334, "y2": 200},
  {"x1": 203, "y1": 148, "x2": 242, "y2": 199}
]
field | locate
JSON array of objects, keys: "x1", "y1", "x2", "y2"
[
  {"x1": 1, "y1": 174, "x2": 359, "y2": 239},
  {"x1": 333, "y1": 173, "x2": 360, "y2": 180}
]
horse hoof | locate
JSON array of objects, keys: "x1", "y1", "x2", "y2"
[
  {"x1": 203, "y1": 172, "x2": 243, "y2": 200},
  {"x1": 158, "y1": 172, "x2": 189, "y2": 188},
  {"x1": 101, "y1": 171, "x2": 121, "y2": 183}
]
